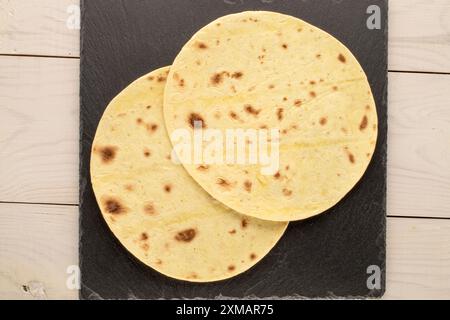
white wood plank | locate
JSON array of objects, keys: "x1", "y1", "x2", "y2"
[
  {"x1": 1, "y1": 0, "x2": 450, "y2": 72},
  {"x1": 0, "y1": 56, "x2": 79, "y2": 204},
  {"x1": 2, "y1": 55, "x2": 450, "y2": 219},
  {"x1": 388, "y1": 72, "x2": 450, "y2": 218},
  {"x1": 0, "y1": 0, "x2": 80, "y2": 57},
  {"x1": 389, "y1": 0, "x2": 450, "y2": 73},
  {"x1": 0, "y1": 203, "x2": 78, "y2": 300},
  {"x1": 0, "y1": 202, "x2": 448, "y2": 299},
  {"x1": 385, "y1": 217, "x2": 450, "y2": 300}
]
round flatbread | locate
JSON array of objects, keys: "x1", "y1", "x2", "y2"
[
  {"x1": 90, "y1": 67, "x2": 287, "y2": 282},
  {"x1": 164, "y1": 11, "x2": 378, "y2": 222}
]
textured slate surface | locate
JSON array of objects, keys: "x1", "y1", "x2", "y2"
[{"x1": 79, "y1": 0, "x2": 387, "y2": 299}]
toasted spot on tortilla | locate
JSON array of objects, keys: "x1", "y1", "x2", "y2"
[
  {"x1": 141, "y1": 233, "x2": 149, "y2": 241},
  {"x1": 164, "y1": 184, "x2": 172, "y2": 193},
  {"x1": 309, "y1": 91, "x2": 317, "y2": 98},
  {"x1": 144, "y1": 149, "x2": 151, "y2": 157},
  {"x1": 320, "y1": 117, "x2": 328, "y2": 126},
  {"x1": 277, "y1": 108, "x2": 284, "y2": 121},
  {"x1": 188, "y1": 113, "x2": 206, "y2": 129},
  {"x1": 274, "y1": 172, "x2": 281, "y2": 180},
  {"x1": 229, "y1": 111, "x2": 239, "y2": 120},
  {"x1": 98, "y1": 146, "x2": 118, "y2": 164},
  {"x1": 244, "y1": 180, "x2": 252, "y2": 192},
  {"x1": 146, "y1": 123, "x2": 159, "y2": 133},
  {"x1": 282, "y1": 43, "x2": 288, "y2": 49},
  {"x1": 196, "y1": 42, "x2": 208, "y2": 49},
  {"x1": 144, "y1": 203, "x2": 156, "y2": 215},
  {"x1": 244, "y1": 105, "x2": 261, "y2": 116},
  {"x1": 241, "y1": 219, "x2": 248, "y2": 229},
  {"x1": 124, "y1": 184, "x2": 134, "y2": 192},
  {"x1": 360, "y1": 115, "x2": 368, "y2": 131},
  {"x1": 294, "y1": 99, "x2": 302, "y2": 107},
  {"x1": 348, "y1": 152, "x2": 356, "y2": 164},
  {"x1": 338, "y1": 53, "x2": 347, "y2": 63},
  {"x1": 229, "y1": 229, "x2": 236, "y2": 235},
  {"x1": 231, "y1": 71, "x2": 243, "y2": 79},
  {"x1": 217, "y1": 178, "x2": 233, "y2": 189},
  {"x1": 282, "y1": 189, "x2": 293, "y2": 197},
  {"x1": 175, "y1": 229, "x2": 197, "y2": 242},
  {"x1": 333, "y1": 86, "x2": 338, "y2": 91},
  {"x1": 250, "y1": 253, "x2": 257, "y2": 260},
  {"x1": 228, "y1": 265, "x2": 236, "y2": 272},
  {"x1": 197, "y1": 165, "x2": 210, "y2": 171},
  {"x1": 104, "y1": 198, "x2": 127, "y2": 215}
]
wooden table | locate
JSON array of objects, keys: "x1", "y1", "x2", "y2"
[{"x1": 0, "y1": 0, "x2": 449, "y2": 300}]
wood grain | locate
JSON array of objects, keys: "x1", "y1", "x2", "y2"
[
  {"x1": 0, "y1": 0, "x2": 80, "y2": 57},
  {"x1": 1, "y1": 0, "x2": 449, "y2": 72},
  {"x1": 0, "y1": 202, "x2": 448, "y2": 299},
  {"x1": 389, "y1": 0, "x2": 450, "y2": 73},
  {"x1": 385, "y1": 217, "x2": 450, "y2": 300},
  {"x1": 0, "y1": 56, "x2": 79, "y2": 204},
  {"x1": 0, "y1": 203, "x2": 78, "y2": 300},
  {"x1": 1, "y1": 56, "x2": 449, "y2": 218}
]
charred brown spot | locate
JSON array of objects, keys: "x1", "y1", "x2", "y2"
[
  {"x1": 146, "y1": 105, "x2": 152, "y2": 110},
  {"x1": 178, "y1": 78, "x2": 185, "y2": 87},
  {"x1": 274, "y1": 172, "x2": 281, "y2": 179},
  {"x1": 231, "y1": 72, "x2": 243, "y2": 79},
  {"x1": 320, "y1": 117, "x2": 328, "y2": 126},
  {"x1": 277, "y1": 108, "x2": 284, "y2": 121},
  {"x1": 211, "y1": 72, "x2": 225, "y2": 86},
  {"x1": 164, "y1": 184, "x2": 172, "y2": 193},
  {"x1": 244, "y1": 105, "x2": 261, "y2": 116},
  {"x1": 241, "y1": 219, "x2": 248, "y2": 229},
  {"x1": 188, "y1": 113, "x2": 206, "y2": 129},
  {"x1": 146, "y1": 123, "x2": 159, "y2": 133},
  {"x1": 104, "y1": 198, "x2": 126, "y2": 215},
  {"x1": 244, "y1": 180, "x2": 252, "y2": 192},
  {"x1": 175, "y1": 229, "x2": 196, "y2": 242},
  {"x1": 156, "y1": 259, "x2": 163, "y2": 265},
  {"x1": 228, "y1": 265, "x2": 236, "y2": 272},
  {"x1": 99, "y1": 146, "x2": 117, "y2": 164},
  {"x1": 157, "y1": 75, "x2": 167, "y2": 82},
  {"x1": 229, "y1": 111, "x2": 239, "y2": 120},
  {"x1": 298, "y1": 28, "x2": 303, "y2": 32},
  {"x1": 348, "y1": 153, "x2": 355, "y2": 164},
  {"x1": 197, "y1": 165, "x2": 210, "y2": 171},
  {"x1": 144, "y1": 203, "x2": 156, "y2": 215},
  {"x1": 141, "y1": 243, "x2": 150, "y2": 251},
  {"x1": 360, "y1": 115, "x2": 368, "y2": 131},
  {"x1": 250, "y1": 253, "x2": 257, "y2": 260},
  {"x1": 144, "y1": 149, "x2": 151, "y2": 157},
  {"x1": 282, "y1": 189, "x2": 293, "y2": 197},
  {"x1": 310, "y1": 91, "x2": 317, "y2": 98},
  {"x1": 333, "y1": 86, "x2": 339, "y2": 91},
  {"x1": 316, "y1": 53, "x2": 322, "y2": 59},
  {"x1": 285, "y1": 165, "x2": 290, "y2": 171},
  {"x1": 283, "y1": 97, "x2": 288, "y2": 102},
  {"x1": 338, "y1": 54, "x2": 346, "y2": 63},
  {"x1": 310, "y1": 80, "x2": 316, "y2": 85},
  {"x1": 260, "y1": 125, "x2": 268, "y2": 129},
  {"x1": 229, "y1": 229, "x2": 237, "y2": 235},
  {"x1": 268, "y1": 84, "x2": 275, "y2": 89},
  {"x1": 367, "y1": 153, "x2": 371, "y2": 158},
  {"x1": 136, "y1": 118, "x2": 143, "y2": 124},
  {"x1": 148, "y1": 76, "x2": 155, "y2": 81},
  {"x1": 341, "y1": 127, "x2": 348, "y2": 133},
  {"x1": 217, "y1": 178, "x2": 233, "y2": 188},
  {"x1": 196, "y1": 42, "x2": 208, "y2": 49},
  {"x1": 282, "y1": 43, "x2": 288, "y2": 49},
  {"x1": 294, "y1": 99, "x2": 302, "y2": 107},
  {"x1": 124, "y1": 184, "x2": 134, "y2": 192},
  {"x1": 141, "y1": 233, "x2": 149, "y2": 241}
]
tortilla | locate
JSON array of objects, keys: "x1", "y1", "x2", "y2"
[
  {"x1": 90, "y1": 66, "x2": 287, "y2": 282},
  {"x1": 163, "y1": 11, "x2": 378, "y2": 222}
]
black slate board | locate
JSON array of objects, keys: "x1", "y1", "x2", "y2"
[{"x1": 80, "y1": 0, "x2": 387, "y2": 299}]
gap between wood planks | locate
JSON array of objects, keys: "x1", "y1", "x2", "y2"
[
  {"x1": 1, "y1": 201, "x2": 449, "y2": 221},
  {"x1": 1, "y1": 53, "x2": 450, "y2": 76}
]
